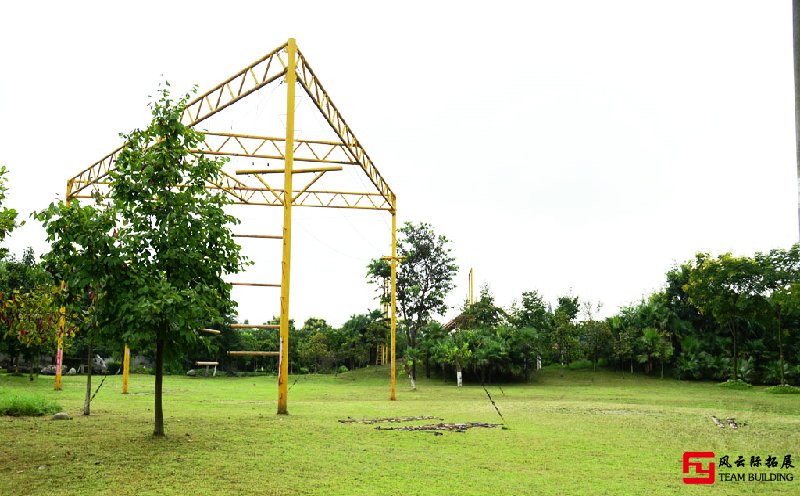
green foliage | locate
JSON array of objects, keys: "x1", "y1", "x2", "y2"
[
  {"x1": 38, "y1": 85, "x2": 246, "y2": 436},
  {"x1": 367, "y1": 221, "x2": 457, "y2": 379},
  {"x1": 0, "y1": 387, "x2": 60, "y2": 416},
  {"x1": 716, "y1": 379, "x2": 752, "y2": 390},
  {"x1": 765, "y1": 385, "x2": 800, "y2": 394},
  {"x1": 551, "y1": 296, "x2": 580, "y2": 365},
  {"x1": 0, "y1": 165, "x2": 19, "y2": 260}
]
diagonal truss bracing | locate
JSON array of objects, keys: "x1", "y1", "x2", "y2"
[{"x1": 67, "y1": 43, "x2": 395, "y2": 212}]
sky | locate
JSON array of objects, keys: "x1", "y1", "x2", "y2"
[{"x1": 0, "y1": 0, "x2": 798, "y2": 327}]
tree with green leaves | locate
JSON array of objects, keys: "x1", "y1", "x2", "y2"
[
  {"x1": 756, "y1": 245, "x2": 800, "y2": 385},
  {"x1": 551, "y1": 295, "x2": 580, "y2": 366},
  {"x1": 39, "y1": 86, "x2": 246, "y2": 436},
  {"x1": 0, "y1": 165, "x2": 19, "y2": 260},
  {"x1": 685, "y1": 253, "x2": 764, "y2": 381},
  {"x1": 367, "y1": 221, "x2": 457, "y2": 383},
  {"x1": 434, "y1": 334, "x2": 472, "y2": 387},
  {"x1": 37, "y1": 199, "x2": 119, "y2": 414},
  {"x1": 0, "y1": 249, "x2": 52, "y2": 373}
]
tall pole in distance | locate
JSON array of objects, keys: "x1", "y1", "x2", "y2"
[
  {"x1": 277, "y1": 38, "x2": 297, "y2": 415},
  {"x1": 793, "y1": 0, "x2": 800, "y2": 237},
  {"x1": 122, "y1": 345, "x2": 130, "y2": 394},
  {"x1": 390, "y1": 201, "x2": 397, "y2": 401},
  {"x1": 55, "y1": 180, "x2": 74, "y2": 391}
]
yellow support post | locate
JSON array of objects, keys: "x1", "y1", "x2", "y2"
[
  {"x1": 277, "y1": 37, "x2": 297, "y2": 415},
  {"x1": 54, "y1": 309, "x2": 64, "y2": 391},
  {"x1": 390, "y1": 203, "x2": 397, "y2": 401},
  {"x1": 468, "y1": 268, "x2": 475, "y2": 305},
  {"x1": 55, "y1": 180, "x2": 73, "y2": 391},
  {"x1": 122, "y1": 345, "x2": 130, "y2": 394}
]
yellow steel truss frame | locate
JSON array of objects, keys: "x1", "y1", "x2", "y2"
[{"x1": 59, "y1": 38, "x2": 399, "y2": 412}]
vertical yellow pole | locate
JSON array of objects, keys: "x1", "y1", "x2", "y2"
[
  {"x1": 122, "y1": 345, "x2": 130, "y2": 394},
  {"x1": 277, "y1": 37, "x2": 297, "y2": 415},
  {"x1": 390, "y1": 202, "x2": 397, "y2": 401},
  {"x1": 55, "y1": 180, "x2": 73, "y2": 391},
  {"x1": 469, "y1": 268, "x2": 474, "y2": 304},
  {"x1": 55, "y1": 307, "x2": 64, "y2": 391}
]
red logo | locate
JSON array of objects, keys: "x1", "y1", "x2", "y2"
[{"x1": 683, "y1": 451, "x2": 716, "y2": 484}]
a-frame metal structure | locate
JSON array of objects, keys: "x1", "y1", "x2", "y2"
[{"x1": 58, "y1": 38, "x2": 399, "y2": 413}]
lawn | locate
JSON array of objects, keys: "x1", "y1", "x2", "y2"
[{"x1": 1, "y1": 366, "x2": 798, "y2": 495}]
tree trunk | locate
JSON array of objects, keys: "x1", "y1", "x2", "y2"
[
  {"x1": 630, "y1": 358, "x2": 633, "y2": 374},
  {"x1": 456, "y1": 364, "x2": 463, "y2": 387},
  {"x1": 153, "y1": 327, "x2": 165, "y2": 437},
  {"x1": 83, "y1": 344, "x2": 93, "y2": 416},
  {"x1": 660, "y1": 360, "x2": 664, "y2": 379},
  {"x1": 410, "y1": 331, "x2": 417, "y2": 381},
  {"x1": 403, "y1": 360, "x2": 416, "y2": 391},
  {"x1": 424, "y1": 353, "x2": 430, "y2": 379},
  {"x1": 524, "y1": 353, "x2": 529, "y2": 382}
]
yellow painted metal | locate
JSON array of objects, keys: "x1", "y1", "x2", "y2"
[
  {"x1": 55, "y1": 180, "x2": 74, "y2": 391},
  {"x1": 277, "y1": 38, "x2": 297, "y2": 416},
  {"x1": 231, "y1": 282, "x2": 281, "y2": 287},
  {"x1": 228, "y1": 350, "x2": 280, "y2": 357},
  {"x1": 390, "y1": 205, "x2": 397, "y2": 400},
  {"x1": 234, "y1": 166, "x2": 342, "y2": 175},
  {"x1": 234, "y1": 234, "x2": 282, "y2": 239},
  {"x1": 294, "y1": 50, "x2": 394, "y2": 206},
  {"x1": 230, "y1": 323, "x2": 280, "y2": 329},
  {"x1": 468, "y1": 268, "x2": 475, "y2": 305},
  {"x1": 122, "y1": 345, "x2": 130, "y2": 394},
  {"x1": 54, "y1": 331, "x2": 63, "y2": 391},
  {"x1": 194, "y1": 132, "x2": 357, "y2": 166}
]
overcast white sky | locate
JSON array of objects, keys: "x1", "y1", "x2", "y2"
[{"x1": 1, "y1": 1, "x2": 798, "y2": 327}]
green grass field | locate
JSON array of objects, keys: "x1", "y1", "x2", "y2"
[{"x1": 1, "y1": 367, "x2": 799, "y2": 495}]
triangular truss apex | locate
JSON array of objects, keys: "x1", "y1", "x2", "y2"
[{"x1": 67, "y1": 39, "x2": 395, "y2": 211}]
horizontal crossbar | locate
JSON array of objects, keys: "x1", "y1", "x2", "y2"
[
  {"x1": 231, "y1": 282, "x2": 281, "y2": 288},
  {"x1": 227, "y1": 351, "x2": 279, "y2": 357},
  {"x1": 229, "y1": 324, "x2": 280, "y2": 329},
  {"x1": 195, "y1": 361, "x2": 219, "y2": 366},
  {"x1": 198, "y1": 328, "x2": 221, "y2": 335},
  {"x1": 234, "y1": 234, "x2": 282, "y2": 240},
  {"x1": 234, "y1": 166, "x2": 342, "y2": 175}
]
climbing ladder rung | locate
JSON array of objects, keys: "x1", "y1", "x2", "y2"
[
  {"x1": 231, "y1": 282, "x2": 281, "y2": 287},
  {"x1": 234, "y1": 234, "x2": 283, "y2": 239},
  {"x1": 199, "y1": 328, "x2": 221, "y2": 335},
  {"x1": 227, "y1": 351, "x2": 279, "y2": 357},
  {"x1": 230, "y1": 324, "x2": 280, "y2": 329}
]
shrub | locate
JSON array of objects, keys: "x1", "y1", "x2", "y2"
[
  {"x1": 299, "y1": 367, "x2": 310, "y2": 375},
  {"x1": 338, "y1": 365, "x2": 348, "y2": 374},
  {"x1": 765, "y1": 385, "x2": 800, "y2": 394},
  {"x1": 0, "y1": 388, "x2": 61, "y2": 416},
  {"x1": 716, "y1": 379, "x2": 752, "y2": 390}
]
